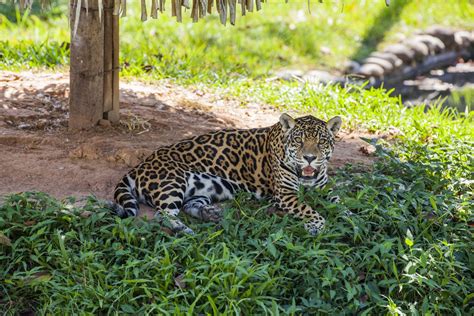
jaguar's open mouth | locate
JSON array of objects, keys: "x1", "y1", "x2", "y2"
[
  {"x1": 299, "y1": 167, "x2": 319, "y2": 187},
  {"x1": 298, "y1": 166, "x2": 321, "y2": 183},
  {"x1": 301, "y1": 166, "x2": 317, "y2": 177}
]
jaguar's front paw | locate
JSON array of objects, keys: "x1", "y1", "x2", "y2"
[
  {"x1": 170, "y1": 219, "x2": 195, "y2": 235},
  {"x1": 155, "y1": 213, "x2": 195, "y2": 235},
  {"x1": 179, "y1": 226, "x2": 196, "y2": 235},
  {"x1": 199, "y1": 204, "x2": 224, "y2": 223},
  {"x1": 304, "y1": 218, "x2": 325, "y2": 236}
]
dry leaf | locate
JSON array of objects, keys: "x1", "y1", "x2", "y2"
[
  {"x1": 266, "y1": 206, "x2": 286, "y2": 217},
  {"x1": 160, "y1": 227, "x2": 174, "y2": 235},
  {"x1": 174, "y1": 274, "x2": 186, "y2": 289},
  {"x1": 25, "y1": 272, "x2": 53, "y2": 284},
  {"x1": 80, "y1": 211, "x2": 93, "y2": 218},
  {"x1": 0, "y1": 232, "x2": 12, "y2": 246},
  {"x1": 359, "y1": 145, "x2": 376, "y2": 156}
]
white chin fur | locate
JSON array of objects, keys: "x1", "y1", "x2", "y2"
[{"x1": 300, "y1": 178, "x2": 317, "y2": 187}]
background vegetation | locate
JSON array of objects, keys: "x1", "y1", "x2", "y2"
[
  {"x1": 0, "y1": 0, "x2": 473, "y2": 314},
  {"x1": 1, "y1": 0, "x2": 473, "y2": 83}
]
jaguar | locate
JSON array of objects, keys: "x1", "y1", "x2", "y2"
[{"x1": 112, "y1": 113, "x2": 342, "y2": 235}]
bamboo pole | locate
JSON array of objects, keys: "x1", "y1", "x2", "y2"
[{"x1": 69, "y1": 0, "x2": 119, "y2": 129}]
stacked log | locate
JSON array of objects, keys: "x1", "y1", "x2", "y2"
[{"x1": 350, "y1": 26, "x2": 474, "y2": 86}]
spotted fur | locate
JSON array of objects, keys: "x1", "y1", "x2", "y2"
[{"x1": 112, "y1": 113, "x2": 342, "y2": 235}]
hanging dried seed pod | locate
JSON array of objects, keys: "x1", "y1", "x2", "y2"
[
  {"x1": 113, "y1": 0, "x2": 120, "y2": 15},
  {"x1": 229, "y1": 0, "x2": 236, "y2": 25},
  {"x1": 199, "y1": 0, "x2": 206, "y2": 17},
  {"x1": 41, "y1": 0, "x2": 51, "y2": 10},
  {"x1": 72, "y1": 0, "x2": 82, "y2": 36},
  {"x1": 121, "y1": 0, "x2": 127, "y2": 17},
  {"x1": 191, "y1": 0, "x2": 199, "y2": 22},
  {"x1": 240, "y1": 0, "x2": 246, "y2": 16},
  {"x1": 246, "y1": 0, "x2": 253, "y2": 12},
  {"x1": 141, "y1": 0, "x2": 147, "y2": 21},
  {"x1": 175, "y1": 0, "x2": 182, "y2": 22},
  {"x1": 151, "y1": 0, "x2": 159, "y2": 18},
  {"x1": 171, "y1": 0, "x2": 176, "y2": 16},
  {"x1": 183, "y1": 0, "x2": 190, "y2": 9},
  {"x1": 98, "y1": 0, "x2": 103, "y2": 20},
  {"x1": 218, "y1": 0, "x2": 227, "y2": 25},
  {"x1": 207, "y1": 0, "x2": 212, "y2": 14}
]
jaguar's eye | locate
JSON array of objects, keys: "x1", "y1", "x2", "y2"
[{"x1": 293, "y1": 136, "x2": 303, "y2": 143}]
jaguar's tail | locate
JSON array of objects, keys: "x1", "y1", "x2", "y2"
[{"x1": 112, "y1": 173, "x2": 140, "y2": 218}]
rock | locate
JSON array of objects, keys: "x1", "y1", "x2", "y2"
[
  {"x1": 343, "y1": 60, "x2": 361, "y2": 74},
  {"x1": 403, "y1": 39, "x2": 430, "y2": 60},
  {"x1": 320, "y1": 46, "x2": 332, "y2": 55},
  {"x1": 302, "y1": 70, "x2": 339, "y2": 84},
  {"x1": 273, "y1": 69, "x2": 304, "y2": 81},
  {"x1": 98, "y1": 119, "x2": 112, "y2": 127},
  {"x1": 383, "y1": 44, "x2": 415, "y2": 63},
  {"x1": 363, "y1": 57, "x2": 394, "y2": 73},
  {"x1": 369, "y1": 52, "x2": 403, "y2": 68},
  {"x1": 359, "y1": 144, "x2": 376, "y2": 156},
  {"x1": 112, "y1": 148, "x2": 150, "y2": 167},
  {"x1": 357, "y1": 63, "x2": 385, "y2": 79},
  {"x1": 454, "y1": 31, "x2": 471, "y2": 50},
  {"x1": 424, "y1": 26, "x2": 456, "y2": 49},
  {"x1": 412, "y1": 35, "x2": 445, "y2": 54},
  {"x1": 69, "y1": 143, "x2": 101, "y2": 160}
]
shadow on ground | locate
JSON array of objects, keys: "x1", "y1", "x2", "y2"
[{"x1": 0, "y1": 71, "x2": 376, "y2": 202}]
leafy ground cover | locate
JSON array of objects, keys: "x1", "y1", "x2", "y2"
[
  {"x1": 1, "y1": 0, "x2": 473, "y2": 314},
  {"x1": 1, "y1": 82, "x2": 473, "y2": 314},
  {"x1": 1, "y1": 139, "x2": 472, "y2": 314}
]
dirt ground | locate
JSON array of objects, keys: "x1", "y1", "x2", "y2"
[{"x1": 0, "y1": 70, "x2": 375, "y2": 205}]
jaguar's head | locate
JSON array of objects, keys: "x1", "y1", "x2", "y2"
[{"x1": 279, "y1": 113, "x2": 342, "y2": 187}]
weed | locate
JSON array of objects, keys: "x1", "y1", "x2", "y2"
[
  {"x1": 1, "y1": 141, "x2": 472, "y2": 314},
  {"x1": 1, "y1": 0, "x2": 473, "y2": 313},
  {"x1": 1, "y1": 0, "x2": 473, "y2": 80}
]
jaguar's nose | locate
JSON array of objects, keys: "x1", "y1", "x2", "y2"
[{"x1": 303, "y1": 155, "x2": 316, "y2": 164}]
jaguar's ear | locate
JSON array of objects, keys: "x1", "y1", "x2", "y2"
[
  {"x1": 279, "y1": 113, "x2": 295, "y2": 133},
  {"x1": 327, "y1": 116, "x2": 342, "y2": 136}
]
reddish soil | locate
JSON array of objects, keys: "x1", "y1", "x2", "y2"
[{"x1": 0, "y1": 70, "x2": 375, "y2": 205}]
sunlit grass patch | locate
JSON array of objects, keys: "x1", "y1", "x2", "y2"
[
  {"x1": 1, "y1": 0, "x2": 473, "y2": 80},
  {"x1": 223, "y1": 80, "x2": 474, "y2": 143}
]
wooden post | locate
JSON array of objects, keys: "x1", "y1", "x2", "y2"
[
  {"x1": 69, "y1": 0, "x2": 120, "y2": 129},
  {"x1": 103, "y1": 0, "x2": 120, "y2": 122}
]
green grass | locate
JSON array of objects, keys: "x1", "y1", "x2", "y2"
[
  {"x1": 1, "y1": 0, "x2": 474, "y2": 314},
  {"x1": 225, "y1": 81, "x2": 474, "y2": 143},
  {"x1": 1, "y1": 139, "x2": 472, "y2": 314},
  {"x1": 1, "y1": 83, "x2": 473, "y2": 313},
  {"x1": 441, "y1": 87, "x2": 474, "y2": 114},
  {"x1": 1, "y1": 0, "x2": 473, "y2": 81}
]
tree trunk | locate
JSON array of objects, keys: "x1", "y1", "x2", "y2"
[{"x1": 69, "y1": 0, "x2": 119, "y2": 129}]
